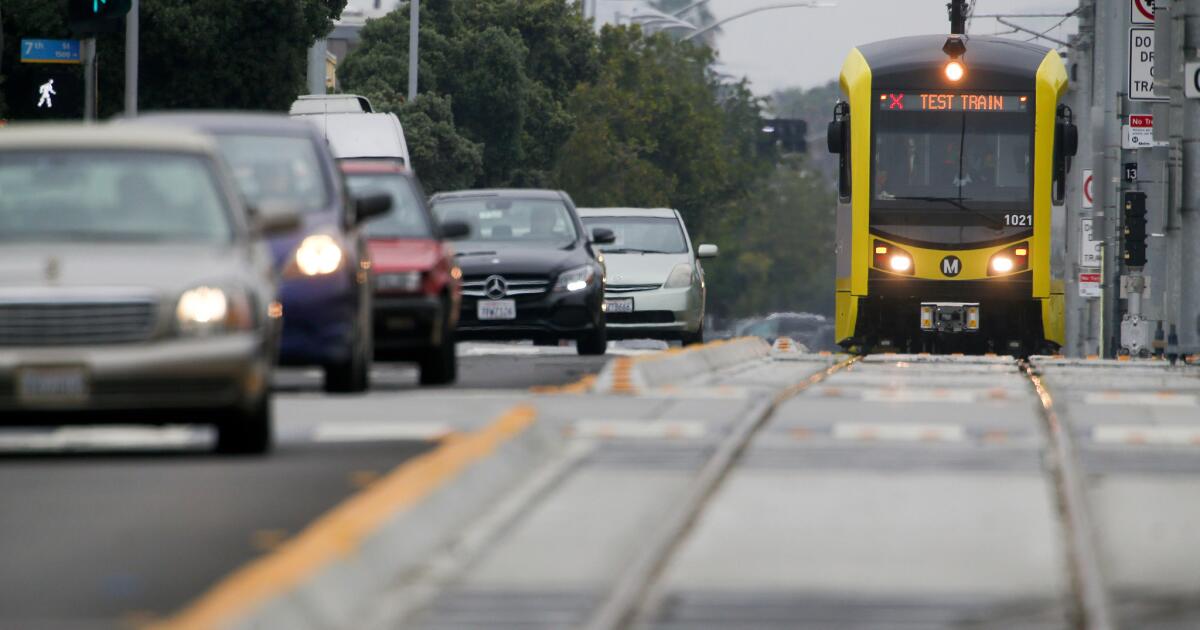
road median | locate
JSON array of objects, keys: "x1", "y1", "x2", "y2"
[
  {"x1": 593, "y1": 337, "x2": 771, "y2": 394},
  {"x1": 149, "y1": 405, "x2": 557, "y2": 630}
]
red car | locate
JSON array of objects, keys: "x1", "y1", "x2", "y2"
[{"x1": 339, "y1": 161, "x2": 467, "y2": 384}]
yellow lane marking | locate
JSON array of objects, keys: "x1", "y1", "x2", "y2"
[{"x1": 149, "y1": 405, "x2": 537, "y2": 630}]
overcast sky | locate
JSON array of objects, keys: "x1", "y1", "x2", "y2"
[{"x1": 597, "y1": 0, "x2": 1081, "y2": 94}]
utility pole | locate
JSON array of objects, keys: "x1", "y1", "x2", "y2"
[
  {"x1": 124, "y1": 0, "x2": 138, "y2": 116},
  {"x1": 82, "y1": 38, "x2": 97, "y2": 121},
  {"x1": 1179, "y1": 0, "x2": 1200, "y2": 354},
  {"x1": 306, "y1": 39, "x2": 327, "y2": 95},
  {"x1": 408, "y1": 0, "x2": 419, "y2": 102},
  {"x1": 1092, "y1": 0, "x2": 1125, "y2": 358},
  {"x1": 1065, "y1": 0, "x2": 1096, "y2": 357}
]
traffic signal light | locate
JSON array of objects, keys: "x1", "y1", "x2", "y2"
[
  {"x1": 761, "y1": 118, "x2": 808, "y2": 154},
  {"x1": 1122, "y1": 191, "x2": 1148, "y2": 268},
  {"x1": 68, "y1": 0, "x2": 132, "y2": 35}
]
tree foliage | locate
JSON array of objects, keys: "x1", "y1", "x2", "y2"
[
  {"x1": 704, "y1": 158, "x2": 837, "y2": 318},
  {"x1": 0, "y1": 0, "x2": 345, "y2": 118},
  {"x1": 555, "y1": 26, "x2": 773, "y2": 239},
  {"x1": 339, "y1": 0, "x2": 597, "y2": 189}
]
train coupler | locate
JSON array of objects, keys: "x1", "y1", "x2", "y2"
[{"x1": 919, "y1": 302, "x2": 980, "y2": 334}]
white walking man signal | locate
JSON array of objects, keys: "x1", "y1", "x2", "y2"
[{"x1": 37, "y1": 79, "x2": 56, "y2": 108}]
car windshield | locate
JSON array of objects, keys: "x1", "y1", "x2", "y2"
[
  {"x1": 431, "y1": 197, "x2": 577, "y2": 246},
  {"x1": 582, "y1": 216, "x2": 688, "y2": 254},
  {"x1": 215, "y1": 134, "x2": 330, "y2": 213},
  {"x1": 344, "y1": 173, "x2": 433, "y2": 239},
  {"x1": 0, "y1": 150, "x2": 233, "y2": 243}
]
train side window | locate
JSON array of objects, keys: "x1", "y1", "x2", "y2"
[
  {"x1": 1052, "y1": 104, "x2": 1078, "y2": 205},
  {"x1": 828, "y1": 102, "x2": 851, "y2": 202}
]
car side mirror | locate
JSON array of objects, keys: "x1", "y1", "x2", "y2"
[
  {"x1": 440, "y1": 220, "x2": 470, "y2": 240},
  {"x1": 591, "y1": 227, "x2": 616, "y2": 245},
  {"x1": 697, "y1": 244, "x2": 719, "y2": 259},
  {"x1": 354, "y1": 193, "x2": 392, "y2": 224},
  {"x1": 827, "y1": 120, "x2": 846, "y2": 154},
  {"x1": 250, "y1": 201, "x2": 302, "y2": 237}
]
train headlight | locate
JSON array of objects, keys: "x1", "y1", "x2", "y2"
[
  {"x1": 874, "y1": 240, "x2": 915, "y2": 276},
  {"x1": 945, "y1": 60, "x2": 965, "y2": 82},
  {"x1": 988, "y1": 243, "x2": 1030, "y2": 277}
]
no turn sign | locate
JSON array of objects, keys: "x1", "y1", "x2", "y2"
[
  {"x1": 1082, "y1": 169, "x2": 1094, "y2": 209},
  {"x1": 1132, "y1": 0, "x2": 1155, "y2": 25},
  {"x1": 1186, "y1": 62, "x2": 1200, "y2": 99}
]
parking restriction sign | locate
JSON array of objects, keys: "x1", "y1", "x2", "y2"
[
  {"x1": 1129, "y1": 28, "x2": 1167, "y2": 101},
  {"x1": 1132, "y1": 0, "x2": 1155, "y2": 24}
]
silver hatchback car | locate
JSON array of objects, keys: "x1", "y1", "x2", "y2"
[
  {"x1": 578, "y1": 208, "x2": 717, "y2": 345},
  {"x1": 0, "y1": 126, "x2": 295, "y2": 453}
]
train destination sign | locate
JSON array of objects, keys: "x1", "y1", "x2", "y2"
[{"x1": 878, "y1": 93, "x2": 1029, "y2": 112}]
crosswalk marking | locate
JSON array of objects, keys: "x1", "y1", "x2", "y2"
[
  {"x1": 1082, "y1": 391, "x2": 1199, "y2": 406},
  {"x1": 833, "y1": 422, "x2": 966, "y2": 442},
  {"x1": 1092, "y1": 425, "x2": 1200, "y2": 446},
  {"x1": 311, "y1": 422, "x2": 452, "y2": 443}
]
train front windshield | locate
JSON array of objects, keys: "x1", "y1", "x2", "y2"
[{"x1": 871, "y1": 92, "x2": 1034, "y2": 240}]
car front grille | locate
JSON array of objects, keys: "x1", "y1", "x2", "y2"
[
  {"x1": 462, "y1": 275, "x2": 551, "y2": 298},
  {"x1": 0, "y1": 299, "x2": 159, "y2": 346},
  {"x1": 606, "y1": 283, "x2": 662, "y2": 294}
]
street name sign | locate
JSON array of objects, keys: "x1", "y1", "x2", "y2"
[
  {"x1": 1129, "y1": 28, "x2": 1167, "y2": 101},
  {"x1": 19, "y1": 39, "x2": 81, "y2": 64}
]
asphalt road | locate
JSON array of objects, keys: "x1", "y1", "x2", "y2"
[{"x1": 0, "y1": 344, "x2": 618, "y2": 630}]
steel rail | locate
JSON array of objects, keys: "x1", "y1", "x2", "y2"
[
  {"x1": 581, "y1": 354, "x2": 862, "y2": 630},
  {"x1": 1022, "y1": 361, "x2": 1116, "y2": 630}
]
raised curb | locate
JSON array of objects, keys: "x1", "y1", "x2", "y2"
[
  {"x1": 153, "y1": 407, "x2": 561, "y2": 630},
  {"x1": 592, "y1": 337, "x2": 771, "y2": 394}
]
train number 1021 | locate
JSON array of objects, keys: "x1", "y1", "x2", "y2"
[{"x1": 1004, "y1": 214, "x2": 1033, "y2": 226}]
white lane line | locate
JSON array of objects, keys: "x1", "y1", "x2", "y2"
[
  {"x1": 1083, "y1": 391, "x2": 1199, "y2": 406},
  {"x1": 642, "y1": 386, "x2": 748, "y2": 399},
  {"x1": 860, "y1": 388, "x2": 983, "y2": 403},
  {"x1": 572, "y1": 420, "x2": 707, "y2": 440},
  {"x1": 1092, "y1": 425, "x2": 1200, "y2": 446},
  {"x1": 311, "y1": 422, "x2": 452, "y2": 443},
  {"x1": 832, "y1": 422, "x2": 966, "y2": 442},
  {"x1": 0, "y1": 426, "x2": 207, "y2": 451}
]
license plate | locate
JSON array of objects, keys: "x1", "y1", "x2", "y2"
[
  {"x1": 477, "y1": 299, "x2": 517, "y2": 320},
  {"x1": 17, "y1": 366, "x2": 89, "y2": 405},
  {"x1": 605, "y1": 298, "x2": 634, "y2": 313}
]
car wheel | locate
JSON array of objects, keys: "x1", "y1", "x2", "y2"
[
  {"x1": 420, "y1": 333, "x2": 457, "y2": 385},
  {"x1": 325, "y1": 303, "x2": 371, "y2": 393},
  {"x1": 577, "y1": 326, "x2": 608, "y2": 356},
  {"x1": 215, "y1": 397, "x2": 272, "y2": 455},
  {"x1": 682, "y1": 323, "x2": 705, "y2": 346}
]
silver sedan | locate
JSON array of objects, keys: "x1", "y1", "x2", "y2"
[
  {"x1": 579, "y1": 207, "x2": 717, "y2": 345},
  {"x1": 0, "y1": 126, "x2": 297, "y2": 453}
]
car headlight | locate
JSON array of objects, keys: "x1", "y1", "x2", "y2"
[
  {"x1": 176, "y1": 286, "x2": 255, "y2": 336},
  {"x1": 295, "y1": 234, "x2": 343, "y2": 276},
  {"x1": 554, "y1": 265, "x2": 595, "y2": 292},
  {"x1": 663, "y1": 263, "x2": 694, "y2": 288},
  {"x1": 376, "y1": 270, "x2": 423, "y2": 293}
]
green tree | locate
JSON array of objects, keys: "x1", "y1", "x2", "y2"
[
  {"x1": 555, "y1": 26, "x2": 772, "y2": 238},
  {"x1": 0, "y1": 0, "x2": 345, "y2": 118},
  {"x1": 704, "y1": 157, "x2": 837, "y2": 318},
  {"x1": 394, "y1": 93, "x2": 483, "y2": 193},
  {"x1": 339, "y1": 0, "x2": 598, "y2": 188}
]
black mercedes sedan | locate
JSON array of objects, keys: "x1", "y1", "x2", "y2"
[{"x1": 428, "y1": 189, "x2": 613, "y2": 355}]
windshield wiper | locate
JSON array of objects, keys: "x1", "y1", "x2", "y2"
[{"x1": 886, "y1": 196, "x2": 1005, "y2": 229}]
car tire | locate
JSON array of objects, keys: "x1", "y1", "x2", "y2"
[
  {"x1": 325, "y1": 301, "x2": 372, "y2": 393},
  {"x1": 682, "y1": 324, "x2": 705, "y2": 346},
  {"x1": 215, "y1": 398, "x2": 272, "y2": 455},
  {"x1": 577, "y1": 326, "x2": 608, "y2": 356},
  {"x1": 420, "y1": 334, "x2": 457, "y2": 385}
]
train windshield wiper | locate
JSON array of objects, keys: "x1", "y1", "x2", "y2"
[{"x1": 888, "y1": 196, "x2": 1005, "y2": 229}]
